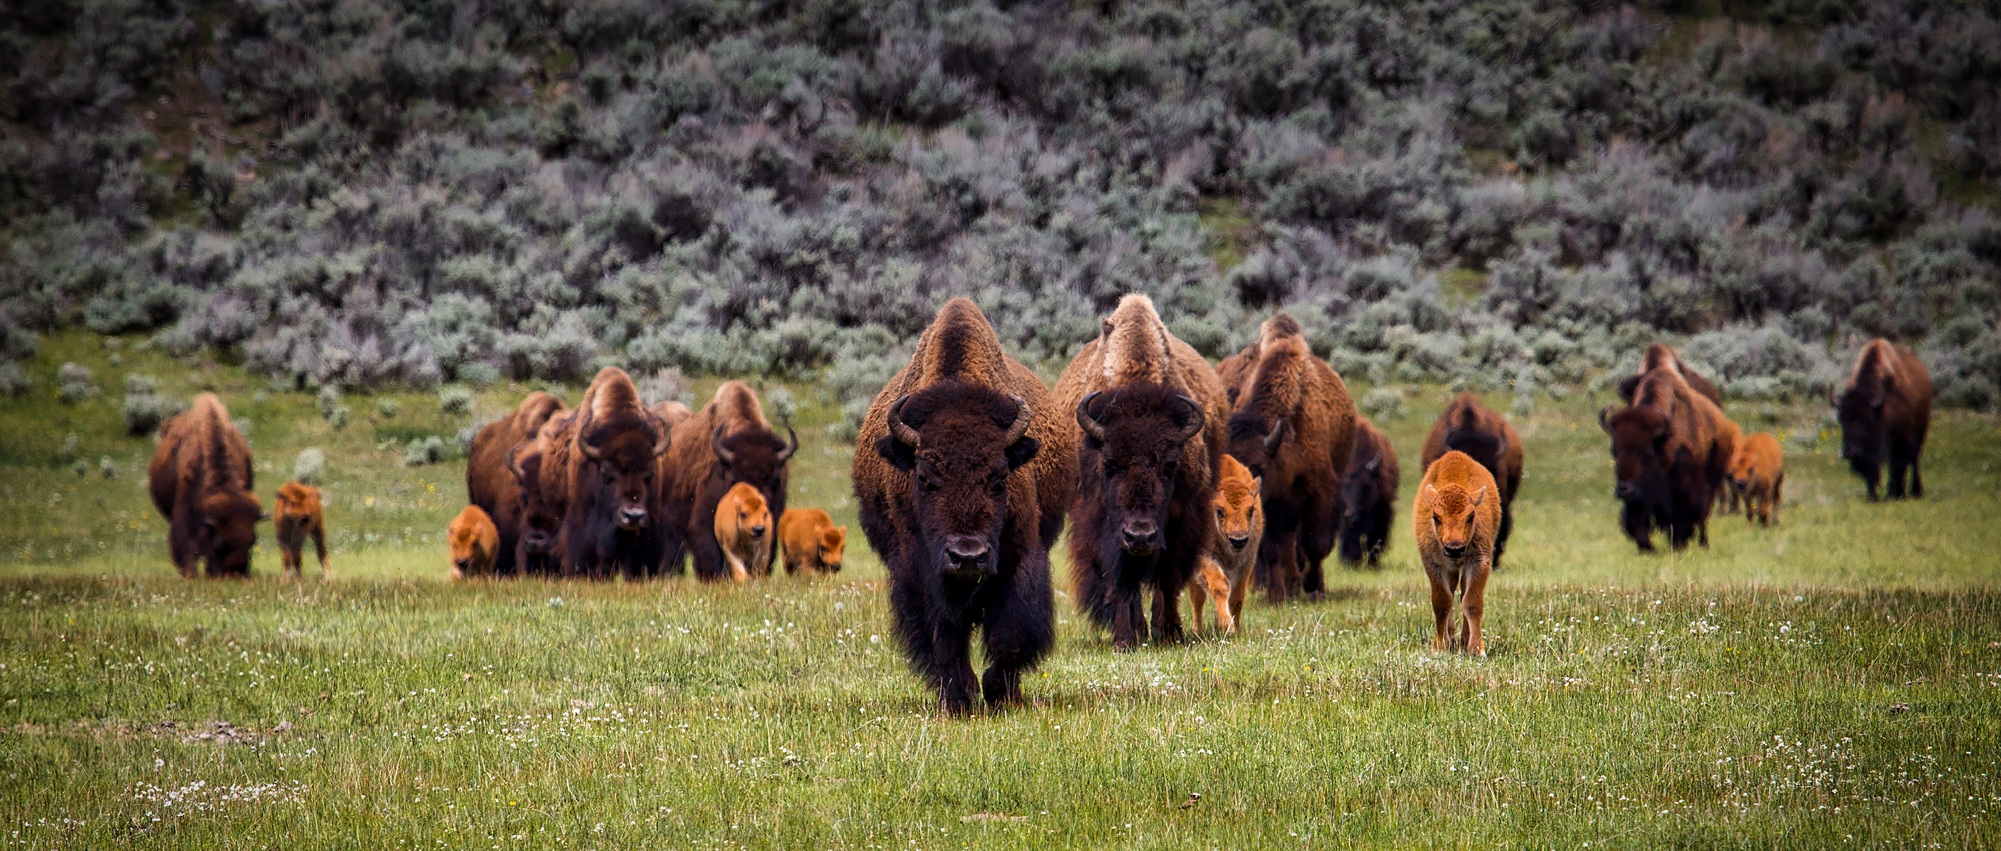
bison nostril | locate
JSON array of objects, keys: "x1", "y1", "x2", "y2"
[
  {"x1": 750, "y1": 525, "x2": 766, "y2": 537},
  {"x1": 944, "y1": 536, "x2": 989, "y2": 567},
  {"x1": 1227, "y1": 535, "x2": 1250, "y2": 549}
]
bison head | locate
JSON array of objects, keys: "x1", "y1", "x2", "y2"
[
  {"x1": 1223, "y1": 410, "x2": 1287, "y2": 483},
  {"x1": 1424, "y1": 482, "x2": 1487, "y2": 562},
  {"x1": 818, "y1": 525, "x2": 847, "y2": 572},
  {"x1": 198, "y1": 491, "x2": 265, "y2": 575},
  {"x1": 712, "y1": 423, "x2": 798, "y2": 513},
  {"x1": 1835, "y1": 385, "x2": 1887, "y2": 491},
  {"x1": 1212, "y1": 455, "x2": 1261, "y2": 558},
  {"x1": 1076, "y1": 384, "x2": 1206, "y2": 556},
  {"x1": 1600, "y1": 404, "x2": 1672, "y2": 506},
  {"x1": 578, "y1": 412, "x2": 670, "y2": 531},
  {"x1": 875, "y1": 382, "x2": 1038, "y2": 580},
  {"x1": 724, "y1": 483, "x2": 771, "y2": 539},
  {"x1": 509, "y1": 445, "x2": 562, "y2": 554}
]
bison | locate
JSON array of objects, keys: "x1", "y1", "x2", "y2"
[
  {"x1": 714, "y1": 482, "x2": 774, "y2": 582},
  {"x1": 447, "y1": 504, "x2": 500, "y2": 580},
  {"x1": 149, "y1": 393, "x2": 264, "y2": 578},
  {"x1": 1337, "y1": 417, "x2": 1400, "y2": 569},
  {"x1": 1413, "y1": 450, "x2": 1501, "y2": 656},
  {"x1": 273, "y1": 481, "x2": 328, "y2": 580},
  {"x1": 506, "y1": 410, "x2": 574, "y2": 576},
  {"x1": 547, "y1": 368, "x2": 672, "y2": 579},
  {"x1": 1220, "y1": 314, "x2": 1356, "y2": 602},
  {"x1": 1616, "y1": 344, "x2": 1722, "y2": 407},
  {"x1": 1186, "y1": 454, "x2": 1262, "y2": 636},
  {"x1": 1600, "y1": 368, "x2": 1734, "y2": 552},
  {"x1": 1834, "y1": 339, "x2": 1932, "y2": 501},
  {"x1": 467, "y1": 391, "x2": 566, "y2": 577},
  {"x1": 853, "y1": 298, "x2": 1076, "y2": 714},
  {"x1": 663, "y1": 382, "x2": 797, "y2": 581},
  {"x1": 1054, "y1": 295, "x2": 1229, "y2": 649},
  {"x1": 1419, "y1": 393, "x2": 1523, "y2": 569},
  {"x1": 1729, "y1": 432, "x2": 1785, "y2": 526},
  {"x1": 779, "y1": 508, "x2": 846, "y2": 575}
]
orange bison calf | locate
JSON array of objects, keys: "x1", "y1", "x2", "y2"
[
  {"x1": 1186, "y1": 455, "x2": 1262, "y2": 636},
  {"x1": 1413, "y1": 451, "x2": 1502, "y2": 656},
  {"x1": 1729, "y1": 433, "x2": 1785, "y2": 526},
  {"x1": 447, "y1": 505, "x2": 501, "y2": 580},
  {"x1": 714, "y1": 483, "x2": 774, "y2": 582},
  {"x1": 274, "y1": 482, "x2": 328, "y2": 580},
  {"x1": 779, "y1": 508, "x2": 846, "y2": 575}
]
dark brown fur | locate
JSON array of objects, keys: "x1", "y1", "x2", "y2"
[
  {"x1": 467, "y1": 391, "x2": 566, "y2": 577},
  {"x1": 1600, "y1": 369, "x2": 1731, "y2": 552},
  {"x1": 663, "y1": 382, "x2": 797, "y2": 580},
  {"x1": 1338, "y1": 417, "x2": 1400, "y2": 568},
  {"x1": 1616, "y1": 344, "x2": 1723, "y2": 407},
  {"x1": 1418, "y1": 393, "x2": 1524, "y2": 568},
  {"x1": 1835, "y1": 339, "x2": 1932, "y2": 501},
  {"x1": 551, "y1": 368, "x2": 672, "y2": 579},
  {"x1": 148, "y1": 393, "x2": 263, "y2": 577}
]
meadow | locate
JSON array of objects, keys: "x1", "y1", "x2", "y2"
[{"x1": 0, "y1": 333, "x2": 1998, "y2": 848}]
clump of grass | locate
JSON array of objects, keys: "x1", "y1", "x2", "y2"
[
  {"x1": 438, "y1": 385, "x2": 475, "y2": 416},
  {"x1": 1361, "y1": 387, "x2": 1405, "y2": 421},
  {"x1": 120, "y1": 374, "x2": 183, "y2": 436},
  {"x1": 56, "y1": 363, "x2": 97, "y2": 404},
  {"x1": 404, "y1": 435, "x2": 449, "y2": 466},
  {"x1": 0, "y1": 362, "x2": 30, "y2": 397},
  {"x1": 376, "y1": 398, "x2": 400, "y2": 419}
]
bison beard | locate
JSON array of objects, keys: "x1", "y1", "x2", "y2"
[{"x1": 1068, "y1": 385, "x2": 1210, "y2": 650}]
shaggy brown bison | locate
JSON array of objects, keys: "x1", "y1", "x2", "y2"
[
  {"x1": 714, "y1": 482, "x2": 774, "y2": 582},
  {"x1": 273, "y1": 481, "x2": 328, "y2": 580},
  {"x1": 1338, "y1": 416, "x2": 1400, "y2": 568},
  {"x1": 506, "y1": 410, "x2": 574, "y2": 576},
  {"x1": 547, "y1": 368, "x2": 672, "y2": 579},
  {"x1": 1616, "y1": 344, "x2": 1722, "y2": 407},
  {"x1": 1186, "y1": 455, "x2": 1262, "y2": 636},
  {"x1": 663, "y1": 382, "x2": 797, "y2": 581},
  {"x1": 467, "y1": 391, "x2": 566, "y2": 577},
  {"x1": 148, "y1": 393, "x2": 264, "y2": 577},
  {"x1": 447, "y1": 505, "x2": 500, "y2": 580},
  {"x1": 1729, "y1": 432, "x2": 1785, "y2": 526},
  {"x1": 1054, "y1": 295, "x2": 1230, "y2": 649},
  {"x1": 1600, "y1": 368, "x2": 1734, "y2": 552},
  {"x1": 1414, "y1": 450, "x2": 1501, "y2": 656},
  {"x1": 779, "y1": 508, "x2": 846, "y2": 575},
  {"x1": 1419, "y1": 393, "x2": 1523, "y2": 568},
  {"x1": 1220, "y1": 314, "x2": 1356, "y2": 602},
  {"x1": 853, "y1": 298, "x2": 1077, "y2": 714},
  {"x1": 1835, "y1": 339, "x2": 1932, "y2": 501}
]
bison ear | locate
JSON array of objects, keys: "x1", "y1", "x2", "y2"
[
  {"x1": 1004, "y1": 436, "x2": 1041, "y2": 471},
  {"x1": 1470, "y1": 486, "x2": 1487, "y2": 507},
  {"x1": 875, "y1": 435, "x2": 917, "y2": 472},
  {"x1": 1249, "y1": 476, "x2": 1262, "y2": 492},
  {"x1": 1597, "y1": 406, "x2": 1614, "y2": 434}
]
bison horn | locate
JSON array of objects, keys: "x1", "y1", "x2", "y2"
[
  {"x1": 1075, "y1": 391, "x2": 1108, "y2": 444},
  {"x1": 888, "y1": 395, "x2": 921, "y2": 448},
  {"x1": 652, "y1": 424, "x2": 671, "y2": 458},
  {"x1": 1171, "y1": 394, "x2": 1205, "y2": 443},
  {"x1": 1002, "y1": 394, "x2": 1032, "y2": 446},
  {"x1": 507, "y1": 443, "x2": 529, "y2": 481},
  {"x1": 580, "y1": 435, "x2": 605, "y2": 462},
  {"x1": 1262, "y1": 420, "x2": 1284, "y2": 455},
  {"x1": 1597, "y1": 405, "x2": 1614, "y2": 434},
  {"x1": 711, "y1": 426, "x2": 737, "y2": 466},
  {"x1": 774, "y1": 422, "x2": 798, "y2": 463}
]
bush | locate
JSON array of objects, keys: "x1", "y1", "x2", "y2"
[
  {"x1": 376, "y1": 398, "x2": 400, "y2": 419},
  {"x1": 57, "y1": 363, "x2": 97, "y2": 404},
  {"x1": 0, "y1": 362, "x2": 29, "y2": 397},
  {"x1": 438, "y1": 385, "x2": 475, "y2": 416},
  {"x1": 293, "y1": 448, "x2": 327, "y2": 485},
  {"x1": 1360, "y1": 387, "x2": 1405, "y2": 422},
  {"x1": 404, "y1": 435, "x2": 450, "y2": 467},
  {"x1": 99, "y1": 456, "x2": 116, "y2": 479},
  {"x1": 120, "y1": 377, "x2": 183, "y2": 436}
]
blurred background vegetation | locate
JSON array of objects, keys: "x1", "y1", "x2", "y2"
[{"x1": 2, "y1": 0, "x2": 1999, "y2": 426}]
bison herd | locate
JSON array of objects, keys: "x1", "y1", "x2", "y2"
[{"x1": 144, "y1": 298, "x2": 1936, "y2": 715}]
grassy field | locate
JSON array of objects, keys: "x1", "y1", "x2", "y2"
[{"x1": 2, "y1": 332, "x2": 1999, "y2": 848}]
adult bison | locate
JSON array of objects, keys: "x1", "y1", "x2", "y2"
[
  {"x1": 662, "y1": 382, "x2": 797, "y2": 580},
  {"x1": 1337, "y1": 416, "x2": 1400, "y2": 569},
  {"x1": 148, "y1": 393, "x2": 264, "y2": 577},
  {"x1": 1419, "y1": 393, "x2": 1524, "y2": 568},
  {"x1": 1054, "y1": 295, "x2": 1229, "y2": 649},
  {"x1": 467, "y1": 391, "x2": 566, "y2": 577},
  {"x1": 1220, "y1": 314, "x2": 1356, "y2": 602},
  {"x1": 546, "y1": 368, "x2": 672, "y2": 579},
  {"x1": 1616, "y1": 344, "x2": 1722, "y2": 407},
  {"x1": 1600, "y1": 368, "x2": 1734, "y2": 552},
  {"x1": 507, "y1": 409, "x2": 574, "y2": 576},
  {"x1": 853, "y1": 298, "x2": 1077, "y2": 714},
  {"x1": 1834, "y1": 338, "x2": 1932, "y2": 501}
]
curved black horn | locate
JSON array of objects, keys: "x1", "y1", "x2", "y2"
[
  {"x1": 1002, "y1": 394, "x2": 1032, "y2": 446},
  {"x1": 887, "y1": 395, "x2": 921, "y2": 448},
  {"x1": 1171, "y1": 394, "x2": 1205, "y2": 443},
  {"x1": 576, "y1": 403, "x2": 602, "y2": 461},
  {"x1": 774, "y1": 422, "x2": 799, "y2": 463},
  {"x1": 711, "y1": 426, "x2": 737, "y2": 466},
  {"x1": 1262, "y1": 420, "x2": 1284, "y2": 455},
  {"x1": 1075, "y1": 391, "x2": 1107, "y2": 443}
]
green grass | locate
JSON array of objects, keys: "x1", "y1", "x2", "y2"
[{"x1": 3, "y1": 334, "x2": 2000, "y2": 847}]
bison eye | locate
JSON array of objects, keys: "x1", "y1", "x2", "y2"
[
  {"x1": 1215, "y1": 507, "x2": 1224, "y2": 519},
  {"x1": 601, "y1": 470, "x2": 614, "y2": 484}
]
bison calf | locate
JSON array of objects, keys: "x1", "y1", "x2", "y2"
[
  {"x1": 714, "y1": 483, "x2": 774, "y2": 582},
  {"x1": 274, "y1": 481, "x2": 328, "y2": 580},
  {"x1": 779, "y1": 508, "x2": 846, "y2": 575},
  {"x1": 1414, "y1": 451, "x2": 1501, "y2": 656},
  {"x1": 1187, "y1": 455, "x2": 1261, "y2": 636},
  {"x1": 1729, "y1": 433, "x2": 1785, "y2": 526},
  {"x1": 448, "y1": 505, "x2": 501, "y2": 580}
]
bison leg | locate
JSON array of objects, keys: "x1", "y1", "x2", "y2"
[
  {"x1": 312, "y1": 527, "x2": 329, "y2": 580},
  {"x1": 933, "y1": 621, "x2": 979, "y2": 715},
  {"x1": 1427, "y1": 569, "x2": 1454, "y2": 652},
  {"x1": 1149, "y1": 580, "x2": 1184, "y2": 645},
  {"x1": 1619, "y1": 500, "x2": 1654, "y2": 553},
  {"x1": 1888, "y1": 456, "x2": 1910, "y2": 500},
  {"x1": 1463, "y1": 561, "x2": 1490, "y2": 657},
  {"x1": 1909, "y1": 454, "x2": 1923, "y2": 499},
  {"x1": 1770, "y1": 475, "x2": 1783, "y2": 525},
  {"x1": 1493, "y1": 506, "x2": 1513, "y2": 571},
  {"x1": 980, "y1": 552, "x2": 1052, "y2": 709}
]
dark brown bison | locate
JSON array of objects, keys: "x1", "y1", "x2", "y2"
[
  {"x1": 547, "y1": 367, "x2": 672, "y2": 579},
  {"x1": 1337, "y1": 416, "x2": 1400, "y2": 568},
  {"x1": 1600, "y1": 368, "x2": 1734, "y2": 552},
  {"x1": 1616, "y1": 344, "x2": 1722, "y2": 407},
  {"x1": 1054, "y1": 295, "x2": 1230, "y2": 649},
  {"x1": 1220, "y1": 314, "x2": 1356, "y2": 602},
  {"x1": 506, "y1": 409, "x2": 574, "y2": 576},
  {"x1": 148, "y1": 393, "x2": 264, "y2": 577},
  {"x1": 1835, "y1": 338, "x2": 1933, "y2": 501},
  {"x1": 467, "y1": 391, "x2": 566, "y2": 577},
  {"x1": 853, "y1": 298, "x2": 1077, "y2": 714},
  {"x1": 1419, "y1": 393, "x2": 1524, "y2": 569},
  {"x1": 662, "y1": 382, "x2": 797, "y2": 581}
]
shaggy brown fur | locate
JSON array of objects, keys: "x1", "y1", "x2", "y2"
[
  {"x1": 549, "y1": 368, "x2": 672, "y2": 579},
  {"x1": 663, "y1": 382, "x2": 796, "y2": 580},
  {"x1": 447, "y1": 504, "x2": 500, "y2": 580},
  {"x1": 148, "y1": 393, "x2": 263, "y2": 578},
  {"x1": 1221, "y1": 314, "x2": 1356, "y2": 602},
  {"x1": 1419, "y1": 393, "x2": 1524, "y2": 568},
  {"x1": 1054, "y1": 294, "x2": 1229, "y2": 648},
  {"x1": 853, "y1": 297, "x2": 1077, "y2": 714},
  {"x1": 1836, "y1": 338, "x2": 1933, "y2": 501},
  {"x1": 713, "y1": 482, "x2": 774, "y2": 582},
  {"x1": 273, "y1": 481, "x2": 328, "y2": 580},
  {"x1": 1616, "y1": 344, "x2": 1723, "y2": 406},
  {"x1": 1600, "y1": 368, "x2": 1731, "y2": 552},
  {"x1": 467, "y1": 391, "x2": 566, "y2": 577},
  {"x1": 1414, "y1": 451, "x2": 1502, "y2": 656},
  {"x1": 1186, "y1": 455, "x2": 1261, "y2": 635},
  {"x1": 508, "y1": 409, "x2": 575, "y2": 575},
  {"x1": 1337, "y1": 416, "x2": 1400, "y2": 568},
  {"x1": 1729, "y1": 432, "x2": 1785, "y2": 526},
  {"x1": 779, "y1": 508, "x2": 846, "y2": 575}
]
